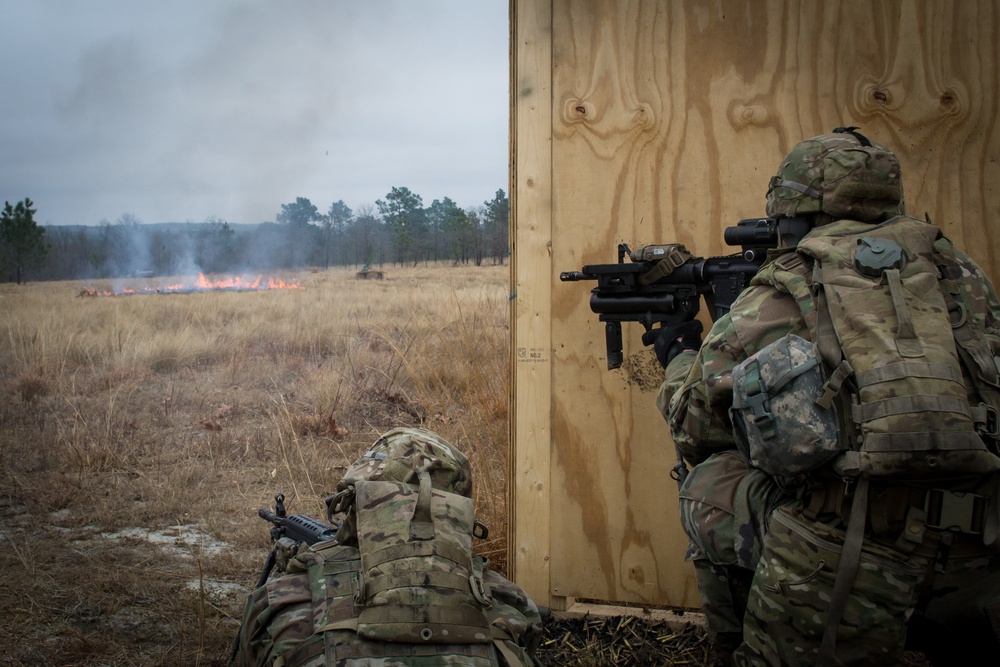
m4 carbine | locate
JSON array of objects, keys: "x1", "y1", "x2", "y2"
[
  {"x1": 232, "y1": 494, "x2": 342, "y2": 662},
  {"x1": 259, "y1": 492, "x2": 339, "y2": 546},
  {"x1": 254, "y1": 493, "x2": 340, "y2": 586},
  {"x1": 560, "y1": 217, "x2": 781, "y2": 369}
]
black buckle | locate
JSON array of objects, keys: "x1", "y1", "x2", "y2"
[
  {"x1": 984, "y1": 405, "x2": 999, "y2": 439},
  {"x1": 924, "y1": 489, "x2": 987, "y2": 534},
  {"x1": 746, "y1": 392, "x2": 776, "y2": 440}
]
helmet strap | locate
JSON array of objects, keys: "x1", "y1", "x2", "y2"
[{"x1": 770, "y1": 175, "x2": 821, "y2": 199}]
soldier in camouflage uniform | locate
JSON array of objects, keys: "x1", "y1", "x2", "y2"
[
  {"x1": 236, "y1": 427, "x2": 543, "y2": 667},
  {"x1": 656, "y1": 129, "x2": 1000, "y2": 666}
]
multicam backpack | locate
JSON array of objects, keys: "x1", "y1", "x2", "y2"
[
  {"x1": 236, "y1": 427, "x2": 542, "y2": 667},
  {"x1": 733, "y1": 215, "x2": 1000, "y2": 483},
  {"x1": 798, "y1": 216, "x2": 1000, "y2": 479}
]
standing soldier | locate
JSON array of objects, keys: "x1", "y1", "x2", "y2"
[{"x1": 657, "y1": 128, "x2": 1000, "y2": 666}]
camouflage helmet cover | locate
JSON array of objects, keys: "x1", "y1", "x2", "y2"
[
  {"x1": 336, "y1": 427, "x2": 473, "y2": 498},
  {"x1": 765, "y1": 128, "x2": 905, "y2": 222}
]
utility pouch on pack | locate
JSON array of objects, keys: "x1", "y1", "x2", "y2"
[
  {"x1": 308, "y1": 547, "x2": 362, "y2": 634},
  {"x1": 353, "y1": 479, "x2": 493, "y2": 645},
  {"x1": 731, "y1": 334, "x2": 844, "y2": 477}
]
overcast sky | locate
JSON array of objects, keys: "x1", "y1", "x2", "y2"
[{"x1": 1, "y1": 1, "x2": 509, "y2": 226}]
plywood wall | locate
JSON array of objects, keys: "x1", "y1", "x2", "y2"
[{"x1": 510, "y1": 0, "x2": 1000, "y2": 610}]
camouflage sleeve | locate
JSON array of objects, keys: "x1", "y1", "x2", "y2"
[
  {"x1": 236, "y1": 571, "x2": 316, "y2": 667},
  {"x1": 657, "y1": 277, "x2": 810, "y2": 466},
  {"x1": 656, "y1": 314, "x2": 743, "y2": 466}
]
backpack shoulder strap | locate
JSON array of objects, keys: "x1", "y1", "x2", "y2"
[
  {"x1": 754, "y1": 251, "x2": 815, "y2": 321},
  {"x1": 756, "y1": 249, "x2": 847, "y2": 375}
]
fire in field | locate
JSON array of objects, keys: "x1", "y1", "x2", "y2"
[{"x1": 78, "y1": 273, "x2": 303, "y2": 297}]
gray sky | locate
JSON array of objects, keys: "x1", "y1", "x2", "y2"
[{"x1": 1, "y1": 1, "x2": 509, "y2": 226}]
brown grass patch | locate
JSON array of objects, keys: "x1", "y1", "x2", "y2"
[{"x1": 0, "y1": 265, "x2": 510, "y2": 665}]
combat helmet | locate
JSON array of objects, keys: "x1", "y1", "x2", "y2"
[
  {"x1": 765, "y1": 127, "x2": 905, "y2": 222},
  {"x1": 336, "y1": 426, "x2": 473, "y2": 497},
  {"x1": 326, "y1": 427, "x2": 474, "y2": 543}
]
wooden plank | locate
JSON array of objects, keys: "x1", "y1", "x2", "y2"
[
  {"x1": 509, "y1": 0, "x2": 561, "y2": 609},
  {"x1": 512, "y1": 0, "x2": 999, "y2": 608}
]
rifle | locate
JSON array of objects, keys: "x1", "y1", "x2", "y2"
[
  {"x1": 254, "y1": 493, "x2": 340, "y2": 586},
  {"x1": 232, "y1": 493, "x2": 342, "y2": 663},
  {"x1": 560, "y1": 217, "x2": 785, "y2": 370}
]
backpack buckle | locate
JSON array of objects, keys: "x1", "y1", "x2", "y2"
[
  {"x1": 978, "y1": 404, "x2": 1000, "y2": 439},
  {"x1": 473, "y1": 519, "x2": 490, "y2": 540},
  {"x1": 469, "y1": 573, "x2": 493, "y2": 608},
  {"x1": 924, "y1": 489, "x2": 988, "y2": 535},
  {"x1": 354, "y1": 569, "x2": 366, "y2": 605}
]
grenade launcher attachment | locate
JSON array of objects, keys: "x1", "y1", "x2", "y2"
[{"x1": 560, "y1": 217, "x2": 781, "y2": 370}]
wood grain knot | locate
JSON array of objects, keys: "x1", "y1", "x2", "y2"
[
  {"x1": 564, "y1": 98, "x2": 596, "y2": 124},
  {"x1": 729, "y1": 103, "x2": 768, "y2": 129},
  {"x1": 633, "y1": 105, "x2": 653, "y2": 127},
  {"x1": 856, "y1": 82, "x2": 892, "y2": 114},
  {"x1": 938, "y1": 89, "x2": 965, "y2": 118}
]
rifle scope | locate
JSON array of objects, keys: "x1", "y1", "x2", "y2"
[{"x1": 724, "y1": 217, "x2": 777, "y2": 248}]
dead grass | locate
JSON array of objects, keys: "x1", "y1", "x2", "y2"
[
  {"x1": 0, "y1": 264, "x2": 511, "y2": 666},
  {"x1": 0, "y1": 267, "x2": 935, "y2": 667}
]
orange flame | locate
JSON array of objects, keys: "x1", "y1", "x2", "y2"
[{"x1": 80, "y1": 274, "x2": 302, "y2": 296}]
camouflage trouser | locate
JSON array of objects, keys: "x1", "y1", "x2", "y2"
[
  {"x1": 733, "y1": 502, "x2": 1000, "y2": 667},
  {"x1": 681, "y1": 455, "x2": 1000, "y2": 666},
  {"x1": 677, "y1": 451, "x2": 790, "y2": 658}
]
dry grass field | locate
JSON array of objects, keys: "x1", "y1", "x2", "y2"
[
  {"x1": 0, "y1": 264, "x2": 512, "y2": 666},
  {"x1": 0, "y1": 264, "x2": 935, "y2": 667}
]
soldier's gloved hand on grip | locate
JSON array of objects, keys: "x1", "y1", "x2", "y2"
[{"x1": 653, "y1": 320, "x2": 703, "y2": 368}]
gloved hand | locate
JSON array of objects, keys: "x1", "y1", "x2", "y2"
[{"x1": 653, "y1": 320, "x2": 703, "y2": 368}]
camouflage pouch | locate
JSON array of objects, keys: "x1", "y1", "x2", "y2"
[
  {"x1": 731, "y1": 334, "x2": 843, "y2": 477},
  {"x1": 353, "y1": 478, "x2": 494, "y2": 645},
  {"x1": 736, "y1": 506, "x2": 923, "y2": 666}
]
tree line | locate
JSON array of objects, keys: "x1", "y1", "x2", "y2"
[{"x1": 0, "y1": 187, "x2": 509, "y2": 283}]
